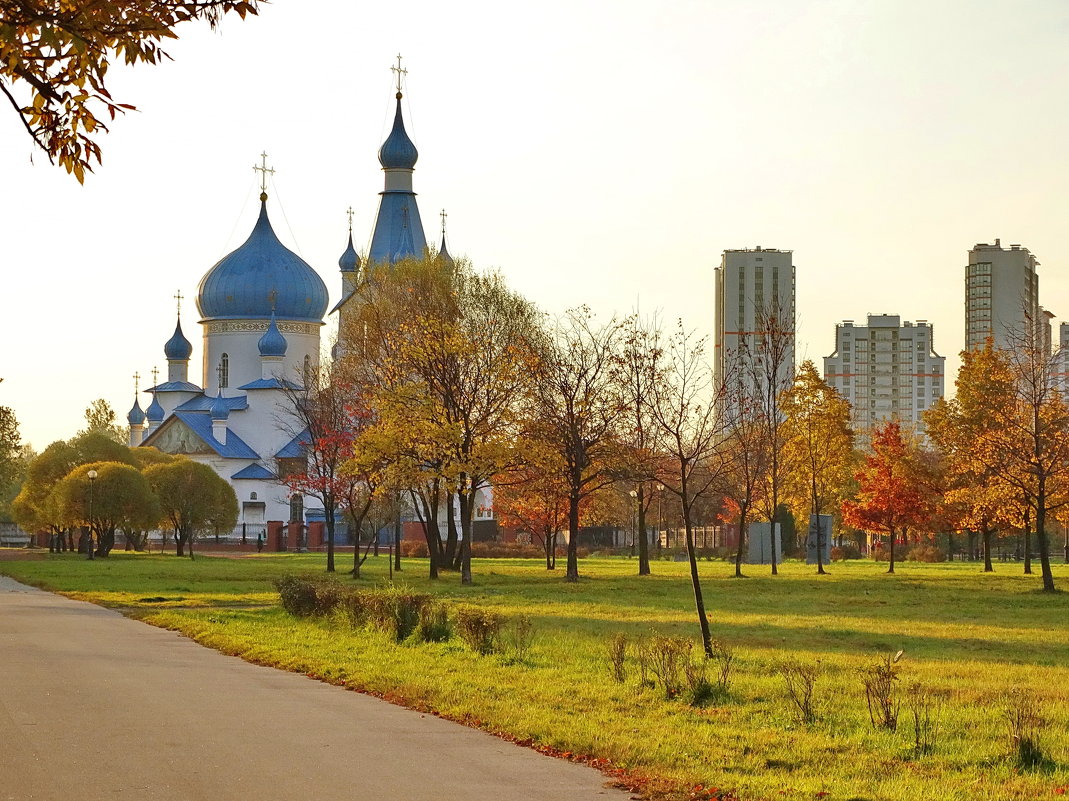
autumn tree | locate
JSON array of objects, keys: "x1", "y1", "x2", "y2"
[
  {"x1": 842, "y1": 421, "x2": 930, "y2": 574},
  {"x1": 720, "y1": 371, "x2": 769, "y2": 578},
  {"x1": 79, "y1": 399, "x2": 125, "y2": 443},
  {"x1": 0, "y1": 405, "x2": 22, "y2": 491},
  {"x1": 781, "y1": 360, "x2": 853, "y2": 574},
  {"x1": 1, "y1": 0, "x2": 259, "y2": 180},
  {"x1": 645, "y1": 322, "x2": 732, "y2": 658},
  {"x1": 494, "y1": 442, "x2": 570, "y2": 569},
  {"x1": 529, "y1": 308, "x2": 624, "y2": 583},
  {"x1": 144, "y1": 458, "x2": 237, "y2": 558},
  {"x1": 55, "y1": 461, "x2": 158, "y2": 557}
]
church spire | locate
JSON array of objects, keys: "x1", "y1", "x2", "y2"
[{"x1": 438, "y1": 208, "x2": 454, "y2": 267}]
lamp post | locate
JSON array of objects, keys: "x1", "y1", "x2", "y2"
[
  {"x1": 86, "y1": 469, "x2": 98, "y2": 560},
  {"x1": 656, "y1": 484, "x2": 664, "y2": 553},
  {"x1": 628, "y1": 489, "x2": 638, "y2": 556}
]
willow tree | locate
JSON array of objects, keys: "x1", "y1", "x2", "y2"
[
  {"x1": 144, "y1": 458, "x2": 237, "y2": 559},
  {"x1": 55, "y1": 461, "x2": 159, "y2": 557}
]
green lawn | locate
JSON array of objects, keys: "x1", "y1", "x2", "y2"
[{"x1": 3, "y1": 550, "x2": 1068, "y2": 801}]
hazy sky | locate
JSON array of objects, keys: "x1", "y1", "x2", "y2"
[{"x1": 3, "y1": 0, "x2": 1069, "y2": 450}]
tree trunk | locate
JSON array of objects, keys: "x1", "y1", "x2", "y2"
[
  {"x1": 175, "y1": 532, "x2": 185, "y2": 557},
  {"x1": 683, "y1": 497, "x2": 713, "y2": 658},
  {"x1": 734, "y1": 503, "x2": 746, "y2": 578},
  {"x1": 887, "y1": 529, "x2": 896, "y2": 574},
  {"x1": 1024, "y1": 519, "x2": 1033, "y2": 574},
  {"x1": 445, "y1": 491, "x2": 459, "y2": 567},
  {"x1": 982, "y1": 528, "x2": 993, "y2": 572},
  {"x1": 393, "y1": 503, "x2": 401, "y2": 573},
  {"x1": 637, "y1": 485, "x2": 650, "y2": 576},
  {"x1": 1035, "y1": 495, "x2": 1056, "y2": 592},
  {"x1": 325, "y1": 505, "x2": 336, "y2": 573},
  {"x1": 565, "y1": 490, "x2": 580, "y2": 583},
  {"x1": 459, "y1": 484, "x2": 474, "y2": 585}
]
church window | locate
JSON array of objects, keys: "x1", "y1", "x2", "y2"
[
  {"x1": 219, "y1": 353, "x2": 229, "y2": 388},
  {"x1": 250, "y1": 492, "x2": 258, "y2": 501},
  {"x1": 303, "y1": 355, "x2": 311, "y2": 383},
  {"x1": 289, "y1": 495, "x2": 304, "y2": 523}
]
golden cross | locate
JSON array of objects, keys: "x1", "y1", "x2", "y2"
[
  {"x1": 133, "y1": 372, "x2": 140, "y2": 394},
  {"x1": 440, "y1": 208, "x2": 448, "y2": 237},
  {"x1": 253, "y1": 151, "x2": 275, "y2": 193},
  {"x1": 151, "y1": 366, "x2": 159, "y2": 386},
  {"x1": 346, "y1": 206, "x2": 354, "y2": 233},
  {"x1": 174, "y1": 289, "x2": 183, "y2": 316},
  {"x1": 391, "y1": 53, "x2": 407, "y2": 93}
]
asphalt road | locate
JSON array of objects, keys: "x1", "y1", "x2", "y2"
[{"x1": 0, "y1": 577, "x2": 630, "y2": 801}]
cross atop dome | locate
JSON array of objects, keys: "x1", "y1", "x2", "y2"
[
  {"x1": 391, "y1": 53, "x2": 407, "y2": 96},
  {"x1": 133, "y1": 371, "x2": 140, "y2": 394},
  {"x1": 174, "y1": 290, "x2": 183, "y2": 317},
  {"x1": 253, "y1": 151, "x2": 275, "y2": 200}
]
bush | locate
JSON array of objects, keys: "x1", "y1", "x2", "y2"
[
  {"x1": 607, "y1": 633, "x2": 628, "y2": 683},
  {"x1": 334, "y1": 586, "x2": 432, "y2": 642},
  {"x1": 416, "y1": 601, "x2": 451, "y2": 643},
  {"x1": 1005, "y1": 689, "x2": 1046, "y2": 768},
  {"x1": 274, "y1": 575, "x2": 343, "y2": 617},
  {"x1": 640, "y1": 635, "x2": 690, "y2": 699},
  {"x1": 400, "y1": 540, "x2": 430, "y2": 558},
  {"x1": 906, "y1": 682, "x2": 942, "y2": 757},
  {"x1": 779, "y1": 658, "x2": 821, "y2": 724},
  {"x1": 502, "y1": 614, "x2": 535, "y2": 662},
  {"x1": 455, "y1": 605, "x2": 504, "y2": 654},
  {"x1": 709, "y1": 638, "x2": 734, "y2": 695},
  {"x1": 831, "y1": 543, "x2": 861, "y2": 561},
  {"x1": 907, "y1": 544, "x2": 946, "y2": 563},
  {"x1": 861, "y1": 650, "x2": 903, "y2": 731},
  {"x1": 872, "y1": 543, "x2": 892, "y2": 562}
]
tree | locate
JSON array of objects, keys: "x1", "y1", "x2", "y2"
[
  {"x1": 79, "y1": 399, "x2": 125, "y2": 443},
  {"x1": 530, "y1": 308, "x2": 624, "y2": 583},
  {"x1": 12, "y1": 440, "x2": 78, "y2": 551},
  {"x1": 645, "y1": 322, "x2": 732, "y2": 658},
  {"x1": 54, "y1": 460, "x2": 159, "y2": 557},
  {"x1": 494, "y1": 443, "x2": 570, "y2": 570},
  {"x1": 0, "y1": 405, "x2": 22, "y2": 491},
  {"x1": 781, "y1": 361, "x2": 853, "y2": 574},
  {"x1": 1, "y1": 0, "x2": 259, "y2": 181},
  {"x1": 144, "y1": 458, "x2": 237, "y2": 558},
  {"x1": 720, "y1": 375, "x2": 769, "y2": 579},
  {"x1": 842, "y1": 421, "x2": 930, "y2": 574}
]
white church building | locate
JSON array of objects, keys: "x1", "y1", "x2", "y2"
[{"x1": 125, "y1": 63, "x2": 491, "y2": 542}]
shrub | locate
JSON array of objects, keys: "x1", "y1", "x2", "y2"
[
  {"x1": 334, "y1": 586, "x2": 431, "y2": 642},
  {"x1": 416, "y1": 601, "x2": 451, "y2": 643},
  {"x1": 905, "y1": 682, "x2": 942, "y2": 757},
  {"x1": 780, "y1": 658, "x2": 821, "y2": 724},
  {"x1": 872, "y1": 543, "x2": 891, "y2": 561},
  {"x1": 640, "y1": 635, "x2": 690, "y2": 699},
  {"x1": 455, "y1": 605, "x2": 504, "y2": 655},
  {"x1": 607, "y1": 633, "x2": 628, "y2": 683},
  {"x1": 709, "y1": 638, "x2": 734, "y2": 695},
  {"x1": 400, "y1": 540, "x2": 430, "y2": 558},
  {"x1": 831, "y1": 543, "x2": 861, "y2": 561},
  {"x1": 274, "y1": 576, "x2": 345, "y2": 618},
  {"x1": 337, "y1": 590, "x2": 370, "y2": 629},
  {"x1": 861, "y1": 650, "x2": 903, "y2": 731},
  {"x1": 1005, "y1": 690, "x2": 1046, "y2": 768},
  {"x1": 906, "y1": 544, "x2": 946, "y2": 563},
  {"x1": 502, "y1": 614, "x2": 535, "y2": 662},
  {"x1": 469, "y1": 542, "x2": 545, "y2": 559}
]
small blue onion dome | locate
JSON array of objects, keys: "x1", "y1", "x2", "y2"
[
  {"x1": 338, "y1": 232, "x2": 360, "y2": 273},
  {"x1": 164, "y1": 317, "x2": 193, "y2": 360},
  {"x1": 258, "y1": 313, "x2": 288, "y2": 357},
  {"x1": 209, "y1": 392, "x2": 230, "y2": 421},
  {"x1": 438, "y1": 234, "x2": 454, "y2": 268},
  {"x1": 196, "y1": 200, "x2": 329, "y2": 323},
  {"x1": 146, "y1": 394, "x2": 165, "y2": 423},
  {"x1": 378, "y1": 94, "x2": 418, "y2": 169},
  {"x1": 127, "y1": 399, "x2": 146, "y2": 426}
]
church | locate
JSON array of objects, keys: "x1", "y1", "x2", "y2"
[{"x1": 125, "y1": 62, "x2": 457, "y2": 541}]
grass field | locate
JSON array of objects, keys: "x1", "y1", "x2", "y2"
[{"x1": 2, "y1": 550, "x2": 1068, "y2": 801}]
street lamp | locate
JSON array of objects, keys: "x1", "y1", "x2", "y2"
[
  {"x1": 86, "y1": 469, "x2": 98, "y2": 561},
  {"x1": 628, "y1": 489, "x2": 638, "y2": 556},
  {"x1": 656, "y1": 484, "x2": 665, "y2": 553}
]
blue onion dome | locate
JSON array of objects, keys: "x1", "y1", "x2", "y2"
[
  {"x1": 127, "y1": 399, "x2": 146, "y2": 426},
  {"x1": 438, "y1": 234, "x2": 454, "y2": 267},
  {"x1": 146, "y1": 394, "x2": 165, "y2": 423},
  {"x1": 338, "y1": 231, "x2": 360, "y2": 273},
  {"x1": 209, "y1": 392, "x2": 230, "y2": 421},
  {"x1": 378, "y1": 93, "x2": 418, "y2": 169},
  {"x1": 258, "y1": 313, "x2": 288, "y2": 357},
  {"x1": 164, "y1": 317, "x2": 193, "y2": 360},
  {"x1": 196, "y1": 200, "x2": 329, "y2": 322}
]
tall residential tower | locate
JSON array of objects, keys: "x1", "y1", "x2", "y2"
[{"x1": 966, "y1": 240, "x2": 1039, "y2": 351}]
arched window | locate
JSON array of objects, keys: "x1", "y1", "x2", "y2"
[
  {"x1": 303, "y1": 354, "x2": 311, "y2": 383},
  {"x1": 289, "y1": 495, "x2": 304, "y2": 523},
  {"x1": 219, "y1": 353, "x2": 229, "y2": 388},
  {"x1": 250, "y1": 492, "x2": 257, "y2": 501}
]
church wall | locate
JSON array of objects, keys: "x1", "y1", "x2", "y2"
[
  {"x1": 224, "y1": 393, "x2": 295, "y2": 464},
  {"x1": 200, "y1": 320, "x2": 321, "y2": 395}
]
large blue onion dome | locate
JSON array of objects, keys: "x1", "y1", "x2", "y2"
[
  {"x1": 127, "y1": 398, "x2": 146, "y2": 426},
  {"x1": 164, "y1": 316, "x2": 193, "y2": 360},
  {"x1": 258, "y1": 313, "x2": 288, "y2": 357},
  {"x1": 209, "y1": 392, "x2": 230, "y2": 421},
  {"x1": 339, "y1": 231, "x2": 360, "y2": 273},
  {"x1": 378, "y1": 94, "x2": 418, "y2": 169},
  {"x1": 146, "y1": 394, "x2": 165, "y2": 423},
  {"x1": 196, "y1": 200, "x2": 329, "y2": 322}
]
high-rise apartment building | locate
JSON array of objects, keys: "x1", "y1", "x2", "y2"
[
  {"x1": 966, "y1": 240, "x2": 1040, "y2": 351},
  {"x1": 823, "y1": 314, "x2": 945, "y2": 436},
  {"x1": 713, "y1": 247, "x2": 796, "y2": 403}
]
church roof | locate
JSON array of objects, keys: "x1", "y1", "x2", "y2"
[
  {"x1": 174, "y1": 394, "x2": 248, "y2": 413},
  {"x1": 150, "y1": 380, "x2": 202, "y2": 394},
  {"x1": 164, "y1": 317, "x2": 193, "y2": 361},
  {"x1": 127, "y1": 399, "x2": 146, "y2": 426},
  {"x1": 196, "y1": 199, "x2": 329, "y2": 323},
  {"x1": 275, "y1": 428, "x2": 310, "y2": 459},
  {"x1": 257, "y1": 313, "x2": 288, "y2": 357},
  {"x1": 368, "y1": 192, "x2": 427, "y2": 264},
  {"x1": 237, "y1": 377, "x2": 302, "y2": 391},
  {"x1": 378, "y1": 94, "x2": 419, "y2": 169},
  {"x1": 231, "y1": 463, "x2": 276, "y2": 480},
  {"x1": 146, "y1": 394, "x2": 165, "y2": 423},
  {"x1": 171, "y1": 412, "x2": 259, "y2": 459},
  {"x1": 338, "y1": 231, "x2": 360, "y2": 273}
]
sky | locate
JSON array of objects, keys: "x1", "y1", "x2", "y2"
[{"x1": 3, "y1": 0, "x2": 1069, "y2": 450}]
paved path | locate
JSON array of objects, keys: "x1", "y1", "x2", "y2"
[{"x1": 0, "y1": 578, "x2": 630, "y2": 801}]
